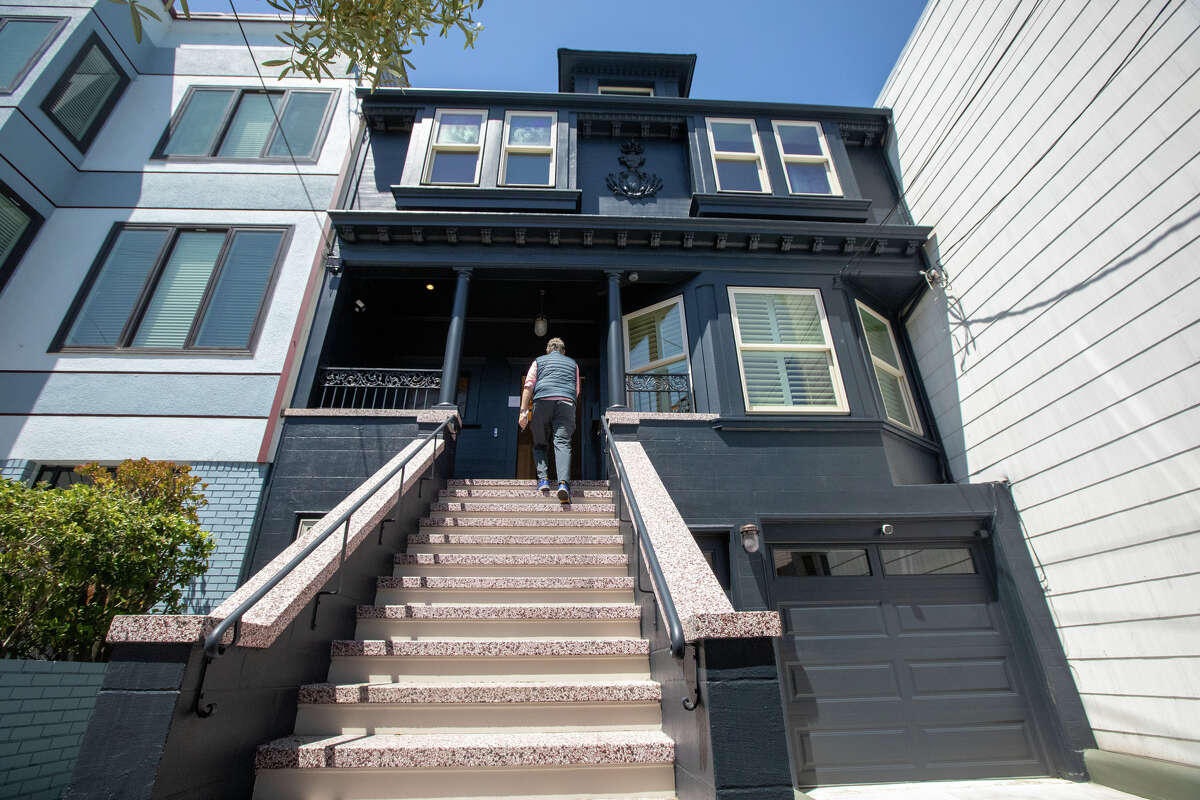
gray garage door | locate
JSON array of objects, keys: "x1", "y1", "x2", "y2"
[{"x1": 770, "y1": 528, "x2": 1048, "y2": 788}]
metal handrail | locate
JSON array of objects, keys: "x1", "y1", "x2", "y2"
[
  {"x1": 601, "y1": 416, "x2": 685, "y2": 659},
  {"x1": 193, "y1": 415, "x2": 456, "y2": 717}
]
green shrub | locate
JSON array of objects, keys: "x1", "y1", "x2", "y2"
[{"x1": 0, "y1": 459, "x2": 214, "y2": 661}]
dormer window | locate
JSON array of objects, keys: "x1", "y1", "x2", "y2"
[
  {"x1": 500, "y1": 111, "x2": 557, "y2": 187},
  {"x1": 706, "y1": 118, "x2": 770, "y2": 193},
  {"x1": 424, "y1": 109, "x2": 486, "y2": 185},
  {"x1": 598, "y1": 85, "x2": 654, "y2": 96},
  {"x1": 772, "y1": 121, "x2": 842, "y2": 196}
]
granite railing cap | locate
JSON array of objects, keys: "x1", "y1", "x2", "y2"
[
  {"x1": 605, "y1": 411, "x2": 719, "y2": 426},
  {"x1": 613, "y1": 440, "x2": 782, "y2": 641},
  {"x1": 105, "y1": 415, "x2": 456, "y2": 647}
]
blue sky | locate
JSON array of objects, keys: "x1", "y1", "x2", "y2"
[{"x1": 193, "y1": 1, "x2": 929, "y2": 107}]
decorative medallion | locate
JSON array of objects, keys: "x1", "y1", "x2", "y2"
[{"x1": 606, "y1": 139, "x2": 663, "y2": 199}]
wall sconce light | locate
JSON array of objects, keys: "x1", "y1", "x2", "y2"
[
  {"x1": 880, "y1": 523, "x2": 895, "y2": 536},
  {"x1": 425, "y1": 283, "x2": 435, "y2": 291},
  {"x1": 739, "y1": 523, "x2": 761, "y2": 553},
  {"x1": 533, "y1": 289, "x2": 549, "y2": 337}
]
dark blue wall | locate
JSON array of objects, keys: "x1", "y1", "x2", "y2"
[{"x1": 578, "y1": 138, "x2": 693, "y2": 217}]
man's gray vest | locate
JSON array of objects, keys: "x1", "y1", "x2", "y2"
[{"x1": 532, "y1": 352, "x2": 578, "y2": 401}]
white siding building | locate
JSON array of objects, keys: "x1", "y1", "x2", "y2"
[
  {"x1": 0, "y1": 0, "x2": 359, "y2": 612},
  {"x1": 880, "y1": 0, "x2": 1200, "y2": 771}
]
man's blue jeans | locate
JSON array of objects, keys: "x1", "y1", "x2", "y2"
[{"x1": 531, "y1": 398, "x2": 575, "y2": 483}]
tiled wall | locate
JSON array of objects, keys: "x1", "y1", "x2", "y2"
[
  {"x1": 0, "y1": 460, "x2": 35, "y2": 484},
  {"x1": 0, "y1": 660, "x2": 106, "y2": 800},
  {"x1": 183, "y1": 462, "x2": 270, "y2": 614}
]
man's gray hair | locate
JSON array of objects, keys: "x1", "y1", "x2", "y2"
[{"x1": 546, "y1": 337, "x2": 566, "y2": 354}]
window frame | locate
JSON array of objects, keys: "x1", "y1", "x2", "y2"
[
  {"x1": 151, "y1": 86, "x2": 339, "y2": 163},
  {"x1": 598, "y1": 85, "x2": 654, "y2": 96},
  {"x1": 727, "y1": 286, "x2": 849, "y2": 414},
  {"x1": 498, "y1": 110, "x2": 557, "y2": 188},
  {"x1": 0, "y1": 178, "x2": 45, "y2": 296},
  {"x1": 0, "y1": 15, "x2": 67, "y2": 94},
  {"x1": 771, "y1": 120, "x2": 843, "y2": 196},
  {"x1": 622, "y1": 295, "x2": 694, "y2": 412},
  {"x1": 705, "y1": 117, "x2": 771, "y2": 194},
  {"x1": 423, "y1": 107, "x2": 488, "y2": 186},
  {"x1": 52, "y1": 223, "x2": 292, "y2": 355},
  {"x1": 39, "y1": 32, "x2": 129, "y2": 153},
  {"x1": 855, "y1": 300, "x2": 922, "y2": 434}
]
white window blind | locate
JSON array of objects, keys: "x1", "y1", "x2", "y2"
[
  {"x1": 44, "y1": 40, "x2": 123, "y2": 146},
  {"x1": 132, "y1": 232, "x2": 224, "y2": 347},
  {"x1": 729, "y1": 288, "x2": 848, "y2": 413},
  {"x1": 0, "y1": 191, "x2": 32, "y2": 265},
  {"x1": 218, "y1": 93, "x2": 280, "y2": 158},
  {"x1": 856, "y1": 301, "x2": 921, "y2": 433}
]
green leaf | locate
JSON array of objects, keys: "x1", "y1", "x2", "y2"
[{"x1": 129, "y1": 0, "x2": 143, "y2": 42}]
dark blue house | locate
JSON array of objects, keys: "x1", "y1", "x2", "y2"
[{"x1": 71, "y1": 49, "x2": 1096, "y2": 800}]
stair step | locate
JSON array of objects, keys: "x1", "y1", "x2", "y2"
[
  {"x1": 392, "y1": 555, "x2": 628, "y2": 577},
  {"x1": 257, "y1": 729, "x2": 673, "y2": 769},
  {"x1": 442, "y1": 488, "x2": 613, "y2": 500},
  {"x1": 293, "y1": 678, "x2": 664, "y2": 735},
  {"x1": 406, "y1": 533, "x2": 624, "y2": 554},
  {"x1": 298, "y1": 678, "x2": 663, "y2": 705},
  {"x1": 376, "y1": 575, "x2": 635, "y2": 604},
  {"x1": 327, "y1": 637, "x2": 651, "y2": 682},
  {"x1": 446, "y1": 479, "x2": 611, "y2": 488},
  {"x1": 254, "y1": 733, "x2": 674, "y2": 799},
  {"x1": 429, "y1": 502, "x2": 615, "y2": 518},
  {"x1": 421, "y1": 516, "x2": 621, "y2": 530},
  {"x1": 354, "y1": 602, "x2": 641, "y2": 639}
]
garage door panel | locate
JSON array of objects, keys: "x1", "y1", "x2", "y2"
[
  {"x1": 792, "y1": 695, "x2": 910, "y2": 728},
  {"x1": 895, "y1": 601, "x2": 995, "y2": 632},
  {"x1": 923, "y1": 722, "x2": 1042, "y2": 766},
  {"x1": 909, "y1": 656, "x2": 1017, "y2": 695},
  {"x1": 910, "y1": 694, "x2": 1032, "y2": 726},
  {"x1": 783, "y1": 602, "x2": 887, "y2": 636},
  {"x1": 796, "y1": 726, "x2": 912, "y2": 768},
  {"x1": 788, "y1": 661, "x2": 899, "y2": 700}
]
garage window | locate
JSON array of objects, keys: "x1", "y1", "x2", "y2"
[
  {"x1": 881, "y1": 546, "x2": 976, "y2": 575},
  {"x1": 773, "y1": 547, "x2": 870, "y2": 577}
]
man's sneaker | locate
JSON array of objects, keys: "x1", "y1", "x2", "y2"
[
  {"x1": 537, "y1": 479, "x2": 551, "y2": 493},
  {"x1": 556, "y1": 481, "x2": 571, "y2": 504}
]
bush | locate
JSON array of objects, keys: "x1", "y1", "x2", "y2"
[{"x1": 0, "y1": 459, "x2": 214, "y2": 661}]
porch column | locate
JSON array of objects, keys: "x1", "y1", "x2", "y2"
[
  {"x1": 605, "y1": 270, "x2": 626, "y2": 410},
  {"x1": 437, "y1": 267, "x2": 472, "y2": 407}
]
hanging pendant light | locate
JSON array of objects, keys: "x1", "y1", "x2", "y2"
[{"x1": 533, "y1": 289, "x2": 549, "y2": 337}]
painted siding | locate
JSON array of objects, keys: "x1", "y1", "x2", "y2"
[
  {"x1": 0, "y1": 660, "x2": 106, "y2": 800},
  {"x1": 880, "y1": 0, "x2": 1200, "y2": 767}
]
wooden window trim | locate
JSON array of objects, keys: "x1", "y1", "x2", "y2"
[
  {"x1": 855, "y1": 300, "x2": 922, "y2": 434},
  {"x1": 705, "y1": 116, "x2": 771, "y2": 194},
  {"x1": 499, "y1": 110, "x2": 557, "y2": 187},
  {"x1": 423, "y1": 108, "x2": 488, "y2": 186},
  {"x1": 51, "y1": 223, "x2": 292, "y2": 355},
  {"x1": 727, "y1": 286, "x2": 849, "y2": 414},
  {"x1": 770, "y1": 120, "x2": 843, "y2": 196}
]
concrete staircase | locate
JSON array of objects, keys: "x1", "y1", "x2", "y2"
[{"x1": 253, "y1": 478, "x2": 677, "y2": 800}]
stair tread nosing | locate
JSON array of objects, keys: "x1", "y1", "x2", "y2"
[
  {"x1": 256, "y1": 729, "x2": 674, "y2": 769},
  {"x1": 420, "y1": 517, "x2": 620, "y2": 528},
  {"x1": 379, "y1": 576, "x2": 633, "y2": 590},
  {"x1": 394, "y1": 553, "x2": 628, "y2": 567},
  {"x1": 447, "y1": 479, "x2": 611, "y2": 488},
  {"x1": 357, "y1": 603, "x2": 640, "y2": 620},
  {"x1": 298, "y1": 679, "x2": 663, "y2": 705},
  {"x1": 407, "y1": 533, "x2": 622, "y2": 545},
  {"x1": 331, "y1": 638, "x2": 650, "y2": 657},
  {"x1": 431, "y1": 502, "x2": 616, "y2": 513},
  {"x1": 442, "y1": 488, "x2": 613, "y2": 499}
]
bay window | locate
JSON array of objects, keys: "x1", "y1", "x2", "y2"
[
  {"x1": 623, "y1": 297, "x2": 693, "y2": 413},
  {"x1": 728, "y1": 287, "x2": 848, "y2": 413},
  {"x1": 856, "y1": 301, "x2": 921, "y2": 433}
]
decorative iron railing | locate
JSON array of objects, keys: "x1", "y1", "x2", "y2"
[
  {"x1": 625, "y1": 372, "x2": 693, "y2": 413},
  {"x1": 316, "y1": 367, "x2": 441, "y2": 410}
]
